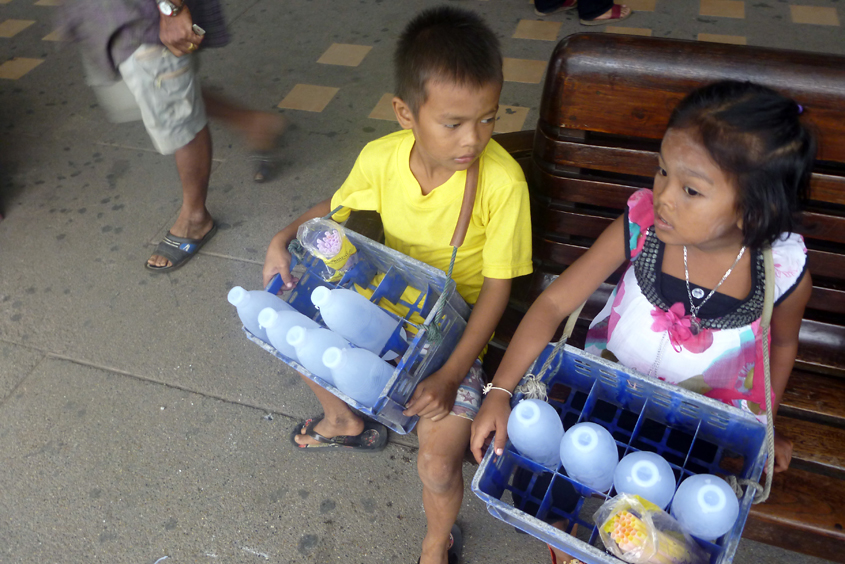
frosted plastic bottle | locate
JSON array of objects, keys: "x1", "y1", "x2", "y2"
[
  {"x1": 613, "y1": 451, "x2": 676, "y2": 509},
  {"x1": 671, "y1": 474, "x2": 739, "y2": 540},
  {"x1": 311, "y1": 286, "x2": 399, "y2": 356},
  {"x1": 258, "y1": 307, "x2": 319, "y2": 360},
  {"x1": 322, "y1": 347, "x2": 395, "y2": 408},
  {"x1": 227, "y1": 286, "x2": 293, "y2": 343},
  {"x1": 559, "y1": 422, "x2": 619, "y2": 492},
  {"x1": 286, "y1": 326, "x2": 349, "y2": 385},
  {"x1": 506, "y1": 399, "x2": 564, "y2": 468}
]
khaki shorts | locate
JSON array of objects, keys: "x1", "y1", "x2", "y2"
[{"x1": 92, "y1": 44, "x2": 207, "y2": 155}]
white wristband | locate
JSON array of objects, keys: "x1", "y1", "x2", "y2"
[{"x1": 482, "y1": 384, "x2": 513, "y2": 398}]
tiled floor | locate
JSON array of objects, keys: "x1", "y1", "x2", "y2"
[{"x1": 1, "y1": 0, "x2": 844, "y2": 134}]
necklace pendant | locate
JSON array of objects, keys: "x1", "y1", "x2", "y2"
[
  {"x1": 690, "y1": 319, "x2": 701, "y2": 336},
  {"x1": 691, "y1": 288, "x2": 705, "y2": 300}
]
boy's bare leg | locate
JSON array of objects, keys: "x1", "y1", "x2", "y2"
[
  {"x1": 293, "y1": 376, "x2": 365, "y2": 445},
  {"x1": 417, "y1": 414, "x2": 472, "y2": 564},
  {"x1": 147, "y1": 125, "x2": 214, "y2": 268},
  {"x1": 202, "y1": 91, "x2": 288, "y2": 153}
]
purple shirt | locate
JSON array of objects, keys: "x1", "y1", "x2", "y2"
[{"x1": 60, "y1": 0, "x2": 229, "y2": 79}]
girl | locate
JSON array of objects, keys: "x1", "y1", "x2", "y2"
[{"x1": 470, "y1": 80, "x2": 815, "y2": 478}]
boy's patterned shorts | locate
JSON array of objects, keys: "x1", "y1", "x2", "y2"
[{"x1": 450, "y1": 360, "x2": 485, "y2": 421}]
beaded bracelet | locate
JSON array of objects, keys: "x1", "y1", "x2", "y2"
[{"x1": 481, "y1": 383, "x2": 513, "y2": 398}]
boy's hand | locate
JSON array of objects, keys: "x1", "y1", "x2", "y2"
[
  {"x1": 263, "y1": 232, "x2": 296, "y2": 290},
  {"x1": 470, "y1": 392, "x2": 510, "y2": 463},
  {"x1": 772, "y1": 430, "x2": 793, "y2": 473},
  {"x1": 403, "y1": 369, "x2": 460, "y2": 422},
  {"x1": 159, "y1": 4, "x2": 203, "y2": 57}
]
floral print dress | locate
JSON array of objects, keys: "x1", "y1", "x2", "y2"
[{"x1": 585, "y1": 190, "x2": 808, "y2": 421}]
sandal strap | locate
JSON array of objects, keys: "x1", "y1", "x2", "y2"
[{"x1": 301, "y1": 417, "x2": 334, "y2": 444}]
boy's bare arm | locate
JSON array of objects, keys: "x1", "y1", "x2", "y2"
[
  {"x1": 263, "y1": 198, "x2": 332, "y2": 288},
  {"x1": 403, "y1": 277, "x2": 511, "y2": 421}
]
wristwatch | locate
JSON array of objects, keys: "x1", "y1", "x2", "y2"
[{"x1": 157, "y1": 0, "x2": 183, "y2": 16}]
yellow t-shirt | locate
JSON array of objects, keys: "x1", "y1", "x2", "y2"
[{"x1": 331, "y1": 129, "x2": 533, "y2": 305}]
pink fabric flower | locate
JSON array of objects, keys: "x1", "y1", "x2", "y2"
[
  {"x1": 628, "y1": 190, "x2": 654, "y2": 227},
  {"x1": 650, "y1": 303, "x2": 713, "y2": 353}
]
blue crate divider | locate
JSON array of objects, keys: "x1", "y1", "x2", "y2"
[
  {"x1": 243, "y1": 228, "x2": 471, "y2": 434},
  {"x1": 471, "y1": 343, "x2": 767, "y2": 564}
]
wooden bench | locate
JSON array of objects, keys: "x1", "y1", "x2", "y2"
[{"x1": 485, "y1": 34, "x2": 845, "y2": 563}]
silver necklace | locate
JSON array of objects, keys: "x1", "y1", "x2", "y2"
[{"x1": 684, "y1": 245, "x2": 746, "y2": 335}]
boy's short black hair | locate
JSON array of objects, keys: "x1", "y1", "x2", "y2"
[
  {"x1": 395, "y1": 6, "x2": 503, "y2": 116},
  {"x1": 668, "y1": 80, "x2": 816, "y2": 249}
]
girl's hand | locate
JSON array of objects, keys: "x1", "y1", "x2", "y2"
[
  {"x1": 773, "y1": 430, "x2": 793, "y2": 473},
  {"x1": 470, "y1": 392, "x2": 511, "y2": 463},
  {"x1": 403, "y1": 369, "x2": 460, "y2": 422},
  {"x1": 263, "y1": 232, "x2": 296, "y2": 290}
]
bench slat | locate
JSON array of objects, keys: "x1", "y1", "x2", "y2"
[
  {"x1": 535, "y1": 132, "x2": 845, "y2": 207},
  {"x1": 777, "y1": 416, "x2": 845, "y2": 479},
  {"x1": 541, "y1": 34, "x2": 845, "y2": 163},
  {"x1": 742, "y1": 466, "x2": 845, "y2": 563},
  {"x1": 781, "y1": 370, "x2": 845, "y2": 428},
  {"x1": 533, "y1": 167, "x2": 637, "y2": 208}
]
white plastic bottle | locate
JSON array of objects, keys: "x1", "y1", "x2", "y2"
[
  {"x1": 310, "y1": 286, "x2": 398, "y2": 356},
  {"x1": 559, "y1": 422, "x2": 619, "y2": 492},
  {"x1": 286, "y1": 326, "x2": 349, "y2": 384},
  {"x1": 322, "y1": 347, "x2": 395, "y2": 408},
  {"x1": 258, "y1": 307, "x2": 319, "y2": 360},
  {"x1": 227, "y1": 286, "x2": 293, "y2": 342},
  {"x1": 613, "y1": 451, "x2": 676, "y2": 509},
  {"x1": 671, "y1": 474, "x2": 739, "y2": 540},
  {"x1": 506, "y1": 399, "x2": 564, "y2": 468}
]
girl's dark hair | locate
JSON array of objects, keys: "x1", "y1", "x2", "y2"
[
  {"x1": 394, "y1": 6, "x2": 503, "y2": 116},
  {"x1": 668, "y1": 80, "x2": 816, "y2": 249}
]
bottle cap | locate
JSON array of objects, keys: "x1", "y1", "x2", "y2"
[
  {"x1": 322, "y1": 347, "x2": 343, "y2": 369},
  {"x1": 630, "y1": 460, "x2": 660, "y2": 488},
  {"x1": 570, "y1": 425, "x2": 598, "y2": 453},
  {"x1": 257, "y1": 308, "x2": 278, "y2": 330},
  {"x1": 311, "y1": 286, "x2": 330, "y2": 308},
  {"x1": 286, "y1": 326, "x2": 306, "y2": 347},
  {"x1": 697, "y1": 483, "x2": 727, "y2": 514},
  {"x1": 227, "y1": 286, "x2": 248, "y2": 306},
  {"x1": 514, "y1": 400, "x2": 541, "y2": 426}
]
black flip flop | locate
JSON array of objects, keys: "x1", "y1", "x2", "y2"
[
  {"x1": 290, "y1": 415, "x2": 388, "y2": 452},
  {"x1": 146, "y1": 222, "x2": 218, "y2": 273}
]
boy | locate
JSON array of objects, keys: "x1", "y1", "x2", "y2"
[{"x1": 262, "y1": 7, "x2": 532, "y2": 564}]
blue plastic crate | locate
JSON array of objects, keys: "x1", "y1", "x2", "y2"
[
  {"x1": 243, "y1": 227, "x2": 471, "y2": 434},
  {"x1": 471, "y1": 343, "x2": 767, "y2": 564}
]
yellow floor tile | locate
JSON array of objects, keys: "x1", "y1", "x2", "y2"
[
  {"x1": 605, "y1": 26, "x2": 653, "y2": 36},
  {"x1": 697, "y1": 33, "x2": 746, "y2": 45},
  {"x1": 0, "y1": 57, "x2": 43, "y2": 79},
  {"x1": 35, "y1": 0, "x2": 63, "y2": 5},
  {"x1": 369, "y1": 93, "x2": 397, "y2": 122},
  {"x1": 277, "y1": 84, "x2": 339, "y2": 113},
  {"x1": 494, "y1": 105, "x2": 529, "y2": 134},
  {"x1": 624, "y1": 0, "x2": 657, "y2": 11},
  {"x1": 503, "y1": 58, "x2": 546, "y2": 84},
  {"x1": 700, "y1": 0, "x2": 745, "y2": 19},
  {"x1": 42, "y1": 28, "x2": 64, "y2": 41},
  {"x1": 0, "y1": 19, "x2": 36, "y2": 38},
  {"x1": 316, "y1": 43, "x2": 373, "y2": 67},
  {"x1": 790, "y1": 5, "x2": 840, "y2": 26},
  {"x1": 513, "y1": 19, "x2": 562, "y2": 41}
]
